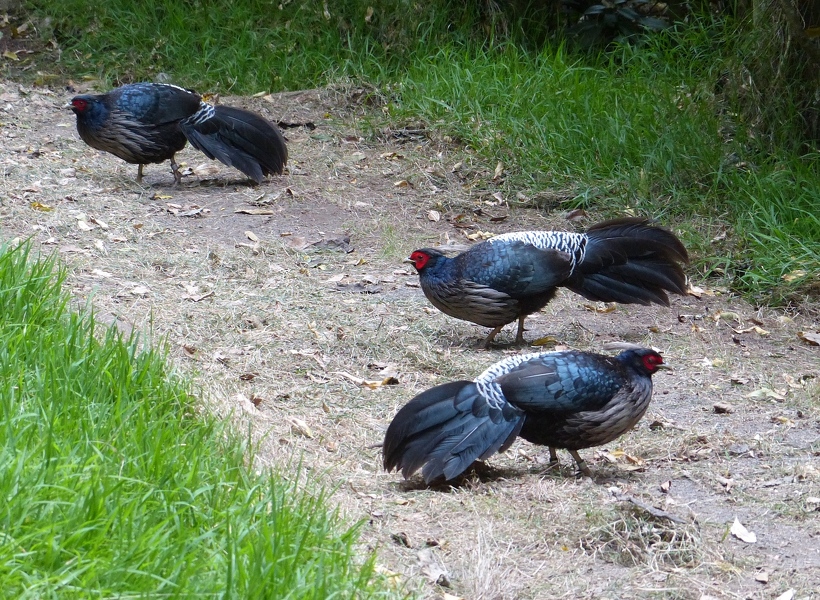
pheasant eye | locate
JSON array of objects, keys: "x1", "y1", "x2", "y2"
[{"x1": 71, "y1": 98, "x2": 88, "y2": 111}]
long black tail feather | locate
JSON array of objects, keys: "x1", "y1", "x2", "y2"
[
  {"x1": 181, "y1": 105, "x2": 287, "y2": 182},
  {"x1": 383, "y1": 381, "x2": 524, "y2": 483},
  {"x1": 565, "y1": 218, "x2": 689, "y2": 305}
]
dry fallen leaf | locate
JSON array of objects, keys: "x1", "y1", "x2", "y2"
[
  {"x1": 235, "y1": 393, "x2": 260, "y2": 415},
  {"x1": 427, "y1": 209, "x2": 441, "y2": 222},
  {"x1": 714, "y1": 311, "x2": 741, "y2": 322},
  {"x1": 287, "y1": 417, "x2": 313, "y2": 438},
  {"x1": 393, "y1": 179, "x2": 409, "y2": 187},
  {"x1": 754, "y1": 571, "x2": 768, "y2": 583},
  {"x1": 701, "y1": 357, "x2": 725, "y2": 368},
  {"x1": 90, "y1": 216, "x2": 109, "y2": 229},
  {"x1": 781, "y1": 269, "x2": 806, "y2": 282},
  {"x1": 493, "y1": 161, "x2": 504, "y2": 181},
  {"x1": 733, "y1": 325, "x2": 770, "y2": 336},
  {"x1": 130, "y1": 285, "x2": 150, "y2": 297},
  {"x1": 713, "y1": 402, "x2": 735, "y2": 414},
  {"x1": 730, "y1": 517, "x2": 757, "y2": 543},
  {"x1": 235, "y1": 207, "x2": 276, "y2": 215},
  {"x1": 584, "y1": 302, "x2": 617, "y2": 313},
  {"x1": 245, "y1": 230, "x2": 259, "y2": 242},
  {"x1": 334, "y1": 370, "x2": 398, "y2": 389},
  {"x1": 775, "y1": 590, "x2": 795, "y2": 600},
  {"x1": 565, "y1": 208, "x2": 587, "y2": 221},
  {"x1": 417, "y1": 548, "x2": 450, "y2": 587},
  {"x1": 687, "y1": 283, "x2": 715, "y2": 298},
  {"x1": 797, "y1": 331, "x2": 820, "y2": 346},
  {"x1": 745, "y1": 388, "x2": 786, "y2": 401},
  {"x1": 374, "y1": 564, "x2": 402, "y2": 582}
]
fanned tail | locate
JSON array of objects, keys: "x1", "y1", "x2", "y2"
[
  {"x1": 564, "y1": 218, "x2": 689, "y2": 305},
  {"x1": 181, "y1": 105, "x2": 287, "y2": 183},
  {"x1": 383, "y1": 381, "x2": 524, "y2": 483}
]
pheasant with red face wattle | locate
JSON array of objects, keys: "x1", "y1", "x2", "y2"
[
  {"x1": 383, "y1": 344, "x2": 670, "y2": 482},
  {"x1": 407, "y1": 218, "x2": 688, "y2": 347},
  {"x1": 68, "y1": 83, "x2": 287, "y2": 184}
]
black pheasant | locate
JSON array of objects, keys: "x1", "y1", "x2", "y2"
[
  {"x1": 67, "y1": 83, "x2": 287, "y2": 184},
  {"x1": 407, "y1": 218, "x2": 689, "y2": 347},
  {"x1": 383, "y1": 344, "x2": 669, "y2": 482}
]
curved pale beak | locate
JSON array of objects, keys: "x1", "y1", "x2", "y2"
[{"x1": 403, "y1": 257, "x2": 415, "y2": 264}]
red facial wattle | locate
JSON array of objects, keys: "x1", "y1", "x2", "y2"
[
  {"x1": 642, "y1": 354, "x2": 664, "y2": 372},
  {"x1": 409, "y1": 251, "x2": 429, "y2": 270}
]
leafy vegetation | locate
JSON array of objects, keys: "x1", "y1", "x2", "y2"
[
  {"x1": 0, "y1": 242, "x2": 394, "y2": 598},
  {"x1": 20, "y1": 0, "x2": 820, "y2": 303}
]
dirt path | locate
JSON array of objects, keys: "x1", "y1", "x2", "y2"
[{"x1": 1, "y1": 80, "x2": 818, "y2": 599}]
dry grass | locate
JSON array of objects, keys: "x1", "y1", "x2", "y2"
[{"x1": 1, "y1": 80, "x2": 819, "y2": 599}]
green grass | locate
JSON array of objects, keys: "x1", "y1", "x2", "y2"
[
  {"x1": 21, "y1": 1, "x2": 820, "y2": 303},
  {"x1": 386, "y1": 37, "x2": 820, "y2": 301},
  {"x1": 0, "y1": 243, "x2": 396, "y2": 598},
  {"x1": 27, "y1": 0, "x2": 480, "y2": 92}
]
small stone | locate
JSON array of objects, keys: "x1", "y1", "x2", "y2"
[{"x1": 713, "y1": 402, "x2": 735, "y2": 414}]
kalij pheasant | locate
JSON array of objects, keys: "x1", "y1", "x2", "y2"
[
  {"x1": 407, "y1": 218, "x2": 688, "y2": 347},
  {"x1": 383, "y1": 344, "x2": 669, "y2": 482},
  {"x1": 68, "y1": 83, "x2": 287, "y2": 184}
]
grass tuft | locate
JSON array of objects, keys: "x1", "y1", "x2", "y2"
[
  {"x1": 0, "y1": 242, "x2": 395, "y2": 597},
  {"x1": 581, "y1": 506, "x2": 702, "y2": 569}
]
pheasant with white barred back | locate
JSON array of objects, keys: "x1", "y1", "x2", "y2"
[
  {"x1": 68, "y1": 83, "x2": 287, "y2": 184},
  {"x1": 407, "y1": 218, "x2": 689, "y2": 347},
  {"x1": 383, "y1": 344, "x2": 670, "y2": 481}
]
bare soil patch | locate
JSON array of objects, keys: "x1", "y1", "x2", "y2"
[{"x1": 1, "y1": 80, "x2": 818, "y2": 599}]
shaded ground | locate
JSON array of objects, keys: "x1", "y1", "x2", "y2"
[{"x1": 1, "y1": 81, "x2": 818, "y2": 599}]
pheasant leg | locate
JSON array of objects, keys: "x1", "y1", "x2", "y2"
[
  {"x1": 480, "y1": 325, "x2": 505, "y2": 349},
  {"x1": 137, "y1": 164, "x2": 144, "y2": 182},
  {"x1": 515, "y1": 316, "x2": 527, "y2": 345},
  {"x1": 569, "y1": 450, "x2": 593, "y2": 477},
  {"x1": 170, "y1": 155, "x2": 182, "y2": 185}
]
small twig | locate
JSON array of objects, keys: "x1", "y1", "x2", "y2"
[{"x1": 616, "y1": 493, "x2": 688, "y2": 524}]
